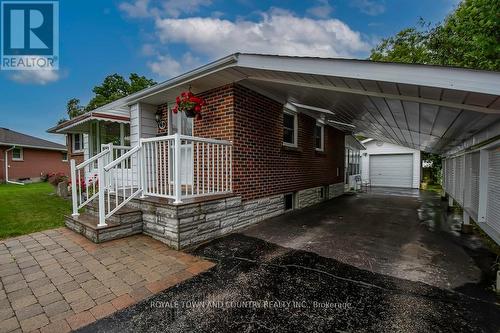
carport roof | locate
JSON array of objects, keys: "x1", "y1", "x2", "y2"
[{"x1": 93, "y1": 53, "x2": 500, "y2": 155}]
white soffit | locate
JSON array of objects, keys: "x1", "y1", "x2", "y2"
[{"x1": 230, "y1": 54, "x2": 500, "y2": 154}]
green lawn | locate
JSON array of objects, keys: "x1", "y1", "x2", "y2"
[{"x1": 0, "y1": 182, "x2": 71, "y2": 239}]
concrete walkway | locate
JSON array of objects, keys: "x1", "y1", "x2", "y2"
[{"x1": 0, "y1": 229, "x2": 214, "y2": 333}]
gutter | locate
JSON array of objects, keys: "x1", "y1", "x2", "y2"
[{"x1": 4, "y1": 146, "x2": 24, "y2": 185}]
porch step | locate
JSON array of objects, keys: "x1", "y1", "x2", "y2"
[
  {"x1": 65, "y1": 208, "x2": 143, "y2": 243},
  {"x1": 85, "y1": 204, "x2": 142, "y2": 225}
]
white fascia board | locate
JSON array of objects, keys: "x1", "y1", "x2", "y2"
[{"x1": 236, "y1": 54, "x2": 500, "y2": 96}]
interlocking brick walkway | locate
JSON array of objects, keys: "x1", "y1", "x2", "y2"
[{"x1": 0, "y1": 228, "x2": 215, "y2": 333}]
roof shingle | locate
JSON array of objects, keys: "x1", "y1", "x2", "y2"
[{"x1": 0, "y1": 128, "x2": 66, "y2": 151}]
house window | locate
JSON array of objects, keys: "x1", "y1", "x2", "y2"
[
  {"x1": 62, "y1": 152, "x2": 68, "y2": 162},
  {"x1": 283, "y1": 110, "x2": 297, "y2": 147},
  {"x1": 72, "y1": 133, "x2": 84, "y2": 153},
  {"x1": 284, "y1": 193, "x2": 295, "y2": 211},
  {"x1": 89, "y1": 122, "x2": 130, "y2": 157},
  {"x1": 315, "y1": 123, "x2": 324, "y2": 151},
  {"x1": 12, "y1": 148, "x2": 23, "y2": 161},
  {"x1": 347, "y1": 150, "x2": 360, "y2": 176}
]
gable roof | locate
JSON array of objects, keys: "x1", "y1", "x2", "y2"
[{"x1": 0, "y1": 128, "x2": 66, "y2": 151}]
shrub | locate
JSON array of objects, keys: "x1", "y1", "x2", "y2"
[{"x1": 47, "y1": 172, "x2": 68, "y2": 187}]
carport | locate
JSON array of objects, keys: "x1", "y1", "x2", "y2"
[{"x1": 185, "y1": 53, "x2": 500, "y2": 243}]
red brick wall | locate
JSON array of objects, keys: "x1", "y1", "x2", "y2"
[
  {"x1": 156, "y1": 84, "x2": 345, "y2": 201},
  {"x1": 0, "y1": 146, "x2": 69, "y2": 182},
  {"x1": 232, "y1": 85, "x2": 344, "y2": 200}
]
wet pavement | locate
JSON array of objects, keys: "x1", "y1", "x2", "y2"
[{"x1": 78, "y1": 188, "x2": 500, "y2": 333}]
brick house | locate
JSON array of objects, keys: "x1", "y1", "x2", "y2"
[
  {"x1": 0, "y1": 128, "x2": 68, "y2": 183},
  {"x1": 47, "y1": 53, "x2": 500, "y2": 248}
]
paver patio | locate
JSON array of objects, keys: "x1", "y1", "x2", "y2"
[{"x1": 0, "y1": 228, "x2": 215, "y2": 333}]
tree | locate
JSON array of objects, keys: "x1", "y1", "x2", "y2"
[
  {"x1": 85, "y1": 73, "x2": 156, "y2": 111},
  {"x1": 422, "y1": 152, "x2": 443, "y2": 185},
  {"x1": 369, "y1": 0, "x2": 500, "y2": 71},
  {"x1": 66, "y1": 98, "x2": 85, "y2": 119},
  {"x1": 60, "y1": 73, "x2": 157, "y2": 123}
]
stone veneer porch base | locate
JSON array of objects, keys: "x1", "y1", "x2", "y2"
[{"x1": 65, "y1": 183, "x2": 345, "y2": 250}]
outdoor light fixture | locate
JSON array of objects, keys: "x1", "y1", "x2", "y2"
[
  {"x1": 155, "y1": 110, "x2": 166, "y2": 130},
  {"x1": 328, "y1": 120, "x2": 356, "y2": 128}
]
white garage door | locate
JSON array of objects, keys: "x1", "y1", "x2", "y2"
[{"x1": 370, "y1": 154, "x2": 413, "y2": 188}]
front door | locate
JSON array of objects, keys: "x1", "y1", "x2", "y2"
[{"x1": 169, "y1": 106, "x2": 194, "y2": 187}]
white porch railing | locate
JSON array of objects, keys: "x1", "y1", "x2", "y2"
[{"x1": 70, "y1": 134, "x2": 233, "y2": 227}]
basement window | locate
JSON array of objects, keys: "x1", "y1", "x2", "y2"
[{"x1": 284, "y1": 193, "x2": 295, "y2": 211}]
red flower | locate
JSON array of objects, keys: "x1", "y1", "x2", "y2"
[
  {"x1": 194, "y1": 105, "x2": 201, "y2": 112},
  {"x1": 196, "y1": 113, "x2": 202, "y2": 120}
]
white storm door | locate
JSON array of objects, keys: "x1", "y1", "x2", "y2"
[{"x1": 168, "y1": 107, "x2": 194, "y2": 186}]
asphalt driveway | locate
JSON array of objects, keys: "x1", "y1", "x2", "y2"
[{"x1": 78, "y1": 188, "x2": 500, "y2": 333}]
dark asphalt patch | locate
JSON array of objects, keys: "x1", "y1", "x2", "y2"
[{"x1": 77, "y1": 234, "x2": 500, "y2": 333}]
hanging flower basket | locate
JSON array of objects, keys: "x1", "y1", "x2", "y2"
[{"x1": 173, "y1": 91, "x2": 206, "y2": 120}]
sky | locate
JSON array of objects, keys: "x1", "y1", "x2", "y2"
[{"x1": 0, "y1": 0, "x2": 460, "y2": 144}]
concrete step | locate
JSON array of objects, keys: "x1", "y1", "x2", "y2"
[
  {"x1": 85, "y1": 204, "x2": 142, "y2": 225},
  {"x1": 65, "y1": 209, "x2": 143, "y2": 243}
]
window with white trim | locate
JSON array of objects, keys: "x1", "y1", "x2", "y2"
[
  {"x1": 314, "y1": 123, "x2": 324, "y2": 151},
  {"x1": 283, "y1": 110, "x2": 297, "y2": 147},
  {"x1": 62, "y1": 152, "x2": 68, "y2": 161},
  {"x1": 72, "y1": 133, "x2": 84, "y2": 153},
  {"x1": 12, "y1": 148, "x2": 23, "y2": 161}
]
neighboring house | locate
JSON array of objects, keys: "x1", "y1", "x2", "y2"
[
  {"x1": 361, "y1": 139, "x2": 421, "y2": 189},
  {"x1": 46, "y1": 53, "x2": 500, "y2": 248},
  {"x1": 0, "y1": 128, "x2": 68, "y2": 183}
]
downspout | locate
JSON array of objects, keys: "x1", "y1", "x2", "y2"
[{"x1": 4, "y1": 146, "x2": 24, "y2": 185}]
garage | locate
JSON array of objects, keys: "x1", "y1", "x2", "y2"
[{"x1": 369, "y1": 154, "x2": 413, "y2": 187}]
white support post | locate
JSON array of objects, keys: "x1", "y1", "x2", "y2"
[
  {"x1": 477, "y1": 149, "x2": 489, "y2": 223},
  {"x1": 463, "y1": 211, "x2": 470, "y2": 225},
  {"x1": 106, "y1": 144, "x2": 113, "y2": 193},
  {"x1": 448, "y1": 196, "x2": 454, "y2": 208},
  {"x1": 97, "y1": 157, "x2": 107, "y2": 227},
  {"x1": 173, "y1": 133, "x2": 182, "y2": 204},
  {"x1": 139, "y1": 141, "x2": 146, "y2": 198},
  {"x1": 70, "y1": 159, "x2": 79, "y2": 217}
]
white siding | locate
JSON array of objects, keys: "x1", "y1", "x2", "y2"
[
  {"x1": 130, "y1": 102, "x2": 157, "y2": 148},
  {"x1": 130, "y1": 102, "x2": 157, "y2": 184},
  {"x1": 130, "y1": 103, "x2": 140, "y2": 148},
  {"x1": 361, "y1": 140, "x2": 421, "y2": 189},
  {"x1": 486, "y1": 148, "x2": 500, "y2": 235}
]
